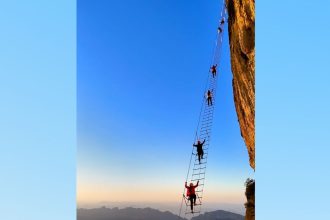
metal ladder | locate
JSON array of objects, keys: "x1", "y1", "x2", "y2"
[{"x1": 179, "y1": 2, "x2": 227, "y2": 218}]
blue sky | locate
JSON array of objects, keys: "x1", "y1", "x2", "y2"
[
  {"x1": 0, "y1": 1, "x2": 76, "y2": 219},
  {"x1": 77, "y1": 0, "x2": 253, "y2": 207},
  {"x1": 2, "y1": 0, "x2": 330, "y2": 219}
]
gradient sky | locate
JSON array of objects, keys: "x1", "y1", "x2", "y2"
[{"x1": 77, "y1": 0, "x2": 254, "y2": 208}]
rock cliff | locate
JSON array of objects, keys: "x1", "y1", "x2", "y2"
[
  {"x1": 226, "y1": 0, "x2": 255, "y2": 170},
  {"x1": 244, "y1": 179, "x2": 255, "y2": 220},
  {"x1": 226, "y1": 1, "x2": 255, "y2": 220}
]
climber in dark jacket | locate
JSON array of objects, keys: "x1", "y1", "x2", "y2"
[
  {"x1": 220, "y1": 17, "x2": 225, "y2": 25},
  {"x1": 207, "y1": 90, "x2": 213, "y2": 106},
  {"x1": 185, "y1": 180, "x2": 199, "y2": 213},
  {"x1": 193, "y1": 139, "x2": 205, "y2": 164},
  {"x1": 210, "y1": 64, "x2": 217, "y2": 77}
]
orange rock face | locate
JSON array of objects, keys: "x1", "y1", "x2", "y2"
[{"x1": 226, "y1": 0, "x2": 255, "y2": 170}]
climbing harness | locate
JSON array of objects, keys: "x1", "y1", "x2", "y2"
[{"x1": 178, "y1": 2, "x2": 228, "y2": 218}]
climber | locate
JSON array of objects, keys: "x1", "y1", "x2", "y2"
[
  {"x1": 193, "y1": 139, "x2": 205, "y2": 164},
  {"x1": 210, "y1": 64, "x2": 217, "y2": 77},
  {"x1": 207, "y1": 90, "x2": 213, "y2": 106},
  {"x1": 217, "y1": 26, "x2": 222, "y2": 33},
  {"x1": 220, "y1": 17, "x2": 225, "y2": 25},
  {"x1": 185, "y1": 180, "x2": 199, "y2": 213}
]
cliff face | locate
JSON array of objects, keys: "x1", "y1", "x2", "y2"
[
  {"x1": 244, "y1": 179, "x2": 255, "y2": 220},
  {"x1": 226, "y1": 1, "x2": 255, "y2": 220},
  {"x1": 226, "y1": 0, "x2": 255, "y2": 170}
]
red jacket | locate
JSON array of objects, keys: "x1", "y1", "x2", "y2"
[{"x1": 185, "y1": 181, "x2": 199, "y2": 196}]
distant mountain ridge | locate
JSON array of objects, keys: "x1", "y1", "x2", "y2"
[
  {"x1": 191, "y1": 210, "x2": 244, "y2": 220},
  {"x1": 77, "y1": 207, "x2": 244, "y2": 220},
  {"x1": 77, "y1": 206, "x2": 184, "y2": 220}
]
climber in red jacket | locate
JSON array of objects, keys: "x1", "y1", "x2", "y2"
[{"x1": 185, "y1": 181, "x2": 199, "y2": 213}]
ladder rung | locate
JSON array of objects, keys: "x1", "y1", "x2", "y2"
[
  {"x1": 201, "y1": 121, "x2": 213, "y2": 125},
  {"x1": 195, "y1": 157, "x2": 207, "y2": 161},
  {"x1": 194, "y1": 157, "x2": 208, "y2": 162},
  {"x1": 198, "y1": 136, "x2": 210, "y2": 140},
  {"x1": 199, "y1": 133, "x2": 211, "y2": 136},
  {"x1": 202, "y1": 116, "x2": 213, "y2": 121},
  {"x1": 193, "y1": 151, "x2": 208, "y2": 155},
  {"x1": 191, "y1": 175, "x2": 204, "y2": 179},
  {"x1": 193, "y1": 143, "x2": 209, "y2": 146},
  {"x1": 201, "y1": 119, "x2": 213, "y2": 124},
  {"x1": 193, "y1": 156, "x2": 208, "y2": 160},
  {"x1": 194, "y1": 158, "x2": 206, "y2": 161},
  {"x1": 192, "y1": 173, "x2": 205, "y2": 176},
  {"x1": 202, "y1": 118, "x2": 213, "y2": 123},
  {"x1": 203, "y1": 109, "x2": 214, "y2": 113},
  {"x1": 201, "y1": 121, "x2": 213, "y2": 127},
  {"x1": 193, "y1": 167, "x2": 206, "y2": 170},
  {"x1": 194, "y1": 162, "x2": 206, "y2": 165},
  {"x1": 200, "y1": 126, "x2": 212, "y2": 130},
  {"x1": 203, "y1": 112, "x2": 214, "y2": 116},
  {"x1": 195, "y1": 156, "x2": 207, "y2": 160},
  {"x1": 200, "y1": 123, "x2": 212, "y2": 127},
  {"x1": 193, "y1": 151, "x2": 208, "y2": 154},
  {"x1": 201, "y1": 123, "x2": 213, "y2": 127},
  {"x1": 197, "y1": 154, "x2": 208, "y2": 158},
  {"x1": 186, "y1": 203, "x2": 202, "y2": 206},
  {"x1": 195, "y1": 158, "x2": 207, "y2": 162},
  {"x1": 191, "y1": 174, "x2": 204, "y2": 178},
  {"x1": 198, "y1": 133, "x2": 211, "y2": 137},
  {"x1": 204, "y1": 110, "x2": 214, "y2": 113},
  {"x1": 203, "y1": 113, "x2": 214, "y2": 117},
  {"x1": 185, "y1": 211, "x2": 201, "y2": 214},
  {"x1": 195, "y1": 152, "x2": 209, "y2": 158},
  {"x1": 191, "y1": 178, "x2": 205, "y2": 182},
  {"x1": 201, "y1": 120, "x2": 212, "y2": 124},
  {"x1": 201, "y1": 122, "x2": 212, "y2": 126},
  {"x1": 203, "y1": 112, "x2": 213, "y2": 116}
]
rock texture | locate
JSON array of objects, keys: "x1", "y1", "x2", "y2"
[
  {"x1": 226, "y1": 0, "x2": 255, "y2": 170},
  {"x1": 244, "y1": 179, "x2": 255, "y2": 220}
]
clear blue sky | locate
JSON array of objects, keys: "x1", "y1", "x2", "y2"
[{"x1": 77, "y1": 0, "x2": 253, "y2": 207}]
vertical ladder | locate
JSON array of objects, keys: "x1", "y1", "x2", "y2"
[{"x1": 179, "y1": 2, "x2": 227, "y2": 218}]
